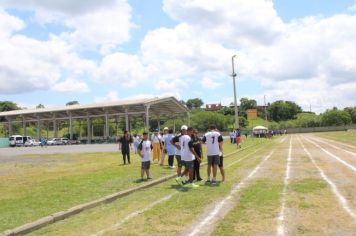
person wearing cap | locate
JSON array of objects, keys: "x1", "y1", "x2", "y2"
[
  {"x1": 151, "y1": 129, "x2": 163, "y2": 163},
  {"x1": 159, "y1": 127, "x2": 169, "y2": 166},
  {"x1": 137, "y1": 131, "x2": 153, "y2": 181},
  {"x1": 173, "y1": 126, "x2": 201, "y2": 188}
]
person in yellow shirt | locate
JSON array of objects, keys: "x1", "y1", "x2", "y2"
[{"x1": 151, "y1": 129, "x2": 163, "y2": 163}]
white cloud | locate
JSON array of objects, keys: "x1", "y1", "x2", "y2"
[
  {"x1": 0, "y1": 0, "x2": 133, "y2": 53},
  {"x1": 52, "y1": 78, "x2": 89, "y2": 92},
  {"x1": 0, "y1": 9, "x2": 25, "y2": 38},
  {"x1": 201, "y1": 77, "x2": 222, "y2": 89},
  {"x1": 348, "y1": 4, "x2": 356, "y2": 12},
  {"x1": 94, "y1": 91, "x2": 119, "y2": 102}
]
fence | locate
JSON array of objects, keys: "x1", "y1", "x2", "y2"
[
  {"x1": 285, "y1": 124, "x2": 356, "y2": 134},
  {"x1": 0, "y1": 138, "x2": 9, "y2": 148}
]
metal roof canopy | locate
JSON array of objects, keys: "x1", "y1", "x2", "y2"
[{"x1": 0, "y1": 96, "x2": 190, "y2": 121}]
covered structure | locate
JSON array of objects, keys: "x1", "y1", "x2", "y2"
[{"x1": 0, "y1": 96, "x2": 190, "y2": 142}]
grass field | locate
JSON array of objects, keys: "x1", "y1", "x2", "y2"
[
  {"x1": 317, "y1": 130, "x2": 356, "y2": 146},
  {"x1": 0, "y1": 137, "x2": 258, "y2": 232},
  {"x1": 1, "y1": 132, "x2": 356, "y2": 235}
]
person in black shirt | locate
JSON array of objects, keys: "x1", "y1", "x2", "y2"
[
  {"x1": 192, "y1": 129, "x2": 203, "y2": 181},
  {"x1": 119, "y1": 130, "x2": 133, "y2": 165}
]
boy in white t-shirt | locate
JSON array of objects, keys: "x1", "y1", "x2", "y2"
[
  {"x1": 202, "y1": 125, "x2": 223, "y2": 185},
  {"x1": 138, "y1": 131, "x2": 153, "y2": 181},
  {"x1": 173, "y1": 126, "x2": 201, "y2": 187}
]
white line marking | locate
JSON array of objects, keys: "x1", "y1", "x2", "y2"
[
  {"x1": 309, "y1": 137, "x2": 356, "y2": 157},
  {"x1": 297, "y1": 136, "x2": 356, "y2": 218},
  {"x1": 276, "y1": 137, "x2": 293, "y2": 236},
  {"x1": 91, "y1": 192, "x2": 178, "y2": 236},
  {"x1": 91, "y1": 146, "x2": 267, "y2": 236},
  {"x1": 303, "y1": 137, "x2": 356, "y2": 173},
  {"x1": 317, "y1": 136, "x2": 356, "y2": 149},
  {"x1": 278, "y1": 136, "x2": 287, "y2": 144},
  {"x1": 188, "y1": 151, "x2": 274, "y2": 236}
]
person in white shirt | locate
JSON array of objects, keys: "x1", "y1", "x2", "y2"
[
  {"x1": 133, "y1": 134, "x2": 141, "y2": 154},
  {"x1": 138, "y1": 131, "x2": 153, "y2": 181},
  {"x1": 202, "y1": 125, "x2": 223, "y2": 185},
  {"x1": 171, "y1": 129, "x2": 184, "y2": 177},
  {"x1": 173, "y1": 125, "x2": 201, "y2": 187},
  {"x1": 151, "y1": 129, "x2": 163, "y2": 163}
]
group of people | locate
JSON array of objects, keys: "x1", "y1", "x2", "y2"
[
  {"x1": 118, "y1": 125, "x2": 225, "y2": 187},
  {"x1": 229, "y1": 128, "x2": 245, "y2": 148}
]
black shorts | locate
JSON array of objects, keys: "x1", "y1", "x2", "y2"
[
  {"x1": 141, "y1": 161, "x2": 151, "y2": 170},
  {"x1": 182, "y1": 160, "x2": 194, "y2": 170},
  {"x1": 219, "y1": 155, "x2": 224, "y2": 168},
  {"x1": 208, "y1": 155, "x2": 220, "y2": 166},
  {"x1": 175, "y1": 155, "x2": 182, "y2": 168}
]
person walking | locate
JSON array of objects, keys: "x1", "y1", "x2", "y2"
[
  {"x1": 138, "y1": 131, "x2": 153, "y2": 181},
  {"x1": 119, "y1": 130, "x2": 133, "y2": 165},
  {"x1": 236, "y1": 128, "x2": 242, "y2": 148},
  {"x1": 202, "y1": 125, "x2": 223, "y2": 185},
  {"x1": 192, "y1": 129, "x2": 203, "y2": 181},
  {"x1": 151, "y1": 129, "x2": 163, "y2": 163},
  {"x1": 133, "y1": 134, "x2": 140, "y2": 154},
  {"x1": 164, "y1": 128, "x2": 176, "y2": 168},
  {"x1": 160, "y1": 127, "x2": 169, "y2": 166}
]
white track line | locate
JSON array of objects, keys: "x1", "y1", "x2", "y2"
[
  {"x1": 278, "y1": 136, "x2": 287, "y2": 144},
  {"x1": 92, "y1": 192, "x2": 178, "y2": 236},
  {"x1": 276, "y1": 137, "x2": 293, "y2": 236},
  {"x1": 188, "y1": 151, "x2": 274, "y2": 236},
  {"x1": 91, "y1": 146, "x2": 267, "y2": 236},
  {"x1": 318, "y1": 136, "x2": 356, "y2": 149},
  {"x1": 309, "y1": 137, "x2": 356, "y2": 157},
  {"x1": 297, "y1": 136, "x2": 356, "y2": 218},
  {"x1": 303, "y1": 136, "x2": 356, "y2": 173}
]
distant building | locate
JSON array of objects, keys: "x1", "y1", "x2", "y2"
[{"x1": 205, "y1": 103, "x2": 223, "y2": 111}]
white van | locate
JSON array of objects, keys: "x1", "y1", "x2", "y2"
[{"x1": 9, "y1": 135, "x2": 32, "y2": 147}]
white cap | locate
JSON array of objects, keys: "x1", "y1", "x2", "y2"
[
  {"x1": 163, "y1": 127, "x2": 169, "y2": 130},
  {"x1": 181, "y1": 125, "x2": 188, "y2": 130}
]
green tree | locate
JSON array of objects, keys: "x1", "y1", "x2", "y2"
[
  {"x1": 0, "y1": 101, "x2": 19, "y2": 112},
  {"x1": 268, "y1": 100, "x2": 302, "y2": 122},
  {"x1": 186, "y1": 98, "x2": 204, "y2": 109},
  {"x1": 240, "y1": 98, "x2": 257, "y2": 111},
  {"x1": 66, "y1": 101, "x2": 79, "y2": 106},
  {"x1": 321, "y1": 108, "x2": 352, "y2": 126},
  {"x1": 36, "y1": 104, "x2": 45, "y2": 109},
  {"x1": 344, "y1": 107, "x2": 356, "y2": 124},
  {"x1": 191, "y1": 110, "x2": 228, "y2": 131}
]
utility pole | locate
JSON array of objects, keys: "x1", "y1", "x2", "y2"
[
  {"x1": 232, "y1": 55, "x2": 239, "y2": 129},
  {"x1": 264, "y1": 95, "x2": 267, "y2": 121}
]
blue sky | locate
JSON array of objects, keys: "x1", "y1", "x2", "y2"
[{"x1": 0, "y1": 0, "x2": 355, "y2": 112}]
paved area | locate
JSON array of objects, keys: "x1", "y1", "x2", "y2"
[{"x1": 0, "y1": 144, "x2": 119, "y2": 158}]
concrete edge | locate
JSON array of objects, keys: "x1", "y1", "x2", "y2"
[{"x1": 1, "y1": 144, "x2": 255, "y2": 236}]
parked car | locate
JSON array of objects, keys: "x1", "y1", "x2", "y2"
[
  {"x1": 24, "y1": 139, "x2": 41, "y2": 147},
  {"x1": 9, "y1": 135, "x2": 32, "y2": 147},
  {"x1": 47, "y1": 138, "x2": 69, "y2": 145}
]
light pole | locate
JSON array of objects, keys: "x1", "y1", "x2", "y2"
[{"x1": 232, "y1": 55, "x2": 239, "y2": 129}]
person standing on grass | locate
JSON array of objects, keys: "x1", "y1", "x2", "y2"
[
  {"x1": 151, "y1": 129, "x2": 163, "y2": 163},
  {"x1": 119, "y1": 130, "x2": 133, "y2": 165},
  {"x1": 218, "y1": 151, "x2": 225, "y2": 182},
  {"x1": 171, "y1": 128, "x2": 184, "y2": 177},
  {"x1": 164, "y1": 128, "x2": 176, "y2": 169},
  {"x1": 202, "y1": 125, "x2": 223, "y2": 185},
  {"x1": 192, "y1": 129, "x2": 203, "y2": 181},
  {"x1": 159, "y1": 127, "x2": 169, "y2": 166},
  {"x1": 174, "y1": 126, "x2": 201, "y2": 187},
  {"x1": 236, "y1": 128, "x2": 242, "y2": 148},
  {"x1": 138, "y1": 131, "x2": 153, "y2": 181},
  {"x1": 133, "y1": 134, "x2": 140, "y2": 154},
  {"x1": 229, "y1": 130, "x2": 234, "y2": 144}
]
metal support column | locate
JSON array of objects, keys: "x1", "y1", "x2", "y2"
[
  {"x1": 173, "y1": 117, "x2": 176, "y2": 133},
  {"x1": 69, "y1": 113, "x2": 73, "y2": 140},
  {"x1": 105, "y1": 112, "x2": 109, "y2": 138},
  {"x1": 7, "y1": 117, "x2": 13, "y2": 136},
  {"x1": 53, "y1": 118, "x2": 57, "y2": 138},
  {"x1": 87, "y1": 117, "x2": 91, "y2": 144},
  {"x1": 157, "y1": 115, "x2": 161, "y2": 131},
  {"x1": 125, "y1": 109, "x2": 129, "y2": 131},
  {"x1": 22, "y1": 116, "x2": 27, "y2": 137},
  {"x1": 36, "y1": 116, "x2": 41, "y2": 140},
  {"x1": 145, "y1": 105, "x2": 150, "y2": 131}
]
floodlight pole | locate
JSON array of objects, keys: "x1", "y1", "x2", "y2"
[{"x1": 232, "y1": 55, "x2": 239, "y2": 129}]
